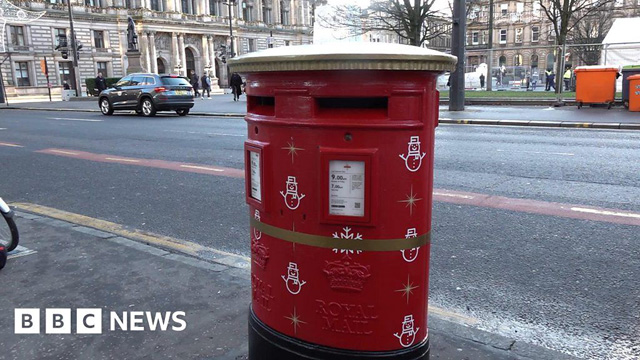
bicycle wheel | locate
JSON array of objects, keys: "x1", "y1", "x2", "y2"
[{"x1": 0, "y1": 213, "x2": 19, "y2": 252}]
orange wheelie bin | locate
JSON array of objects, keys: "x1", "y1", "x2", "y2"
[
  {"x1": 574, "y1": 66, "x2": 619, "y2": 109},
  {"x1": 628, "y1": 74, "x2": 640, "y2": 112}
]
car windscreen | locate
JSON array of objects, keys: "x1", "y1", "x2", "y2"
[{"x1": 161, "y1": 77, "x2": 191, "y2": 86}]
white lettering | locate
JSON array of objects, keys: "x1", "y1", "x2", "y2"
[{"x1": 171, "y1": 312, "x2": 187, "y2": 331}]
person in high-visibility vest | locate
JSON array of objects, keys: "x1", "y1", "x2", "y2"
[{"x1": 563, "y1": 68, "x2": 572, "y2": 91}]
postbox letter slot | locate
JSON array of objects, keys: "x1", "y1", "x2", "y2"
[
  {"x1": 248, "y1": 96, "x2": 276, "y2": 116},
  {"x1": 316, "y1": 97, "x2": 388, "y2": 119}
]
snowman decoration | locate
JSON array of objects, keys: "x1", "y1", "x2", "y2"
[
  {"x1": 281, "y1": 262, "x2": 306, "y2": 295},
  {"x1": 280, "y1": 176, "x2": 306, "y2": 210},
  {"x1": 401, "y1": 228, "x2": 419, "y2": 263},
  {"x1": 399, "y1": 136, "x2": 426, "y2": 172},
  {"x1": 253, "y1": 210, "x2": 262, "y2": 240},
  {"x1": 394, "y1": 315, "x2": 420, "y2": 348}
]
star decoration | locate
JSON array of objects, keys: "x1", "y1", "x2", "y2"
[
  {"x1": 282, "y1": 139, "x2": 304, "y2": 163},
  {"x1": 395, "y1": 275, "x2": 419, "y2": 304},
  {"x1": 285, "y1": 307, "x2": 306, "y2": 335},
  {"x1": 0, "y1": 0, "x2": 46, "y2": 52},
  {"x1": 398, "y1": 185, "x2": 422, "y2": 216}
]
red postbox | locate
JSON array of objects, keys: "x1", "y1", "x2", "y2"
[{"x1": 229, "y1": 43, "x2": 457, "y2": 360}]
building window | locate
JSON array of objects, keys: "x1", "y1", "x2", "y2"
[
  {"x1": 472, "y1": 31, "x2": 479, "y2": 45},
  {"x1": 516, "y1": 2, "x2": 524, "y2": 13},
  {"x1": 499, "y1": 55, "x2": 506, "y2": 67},
  {"x1": 248, "y1": 38, "x2": 257, "y2": 52},
  {"x1": 532, "y1": 26, "x2": 539, "y2": 42},
  {"x1": 16, "y1": 62, "x2": 31, "y2": 86},
  {"x1": 533, "y1": 2, "x2": 541, "y2": 17},
  {"x1": 499, "y1": 29, "x2": 507, "y2": 44},
  {"x1": 614, "y1": 0, "x2": 623, "y2": 6},
  {"x1": 209, "y1": 0, "x2": 221, "y2": 15},
  {"x1": 514, "y1": 54, "x2": 523, "y2": 66},
  {"x1": 262, "y1": 5, "x2": 272, "y2": 24},
  {"x1": 55, "y1": 28, "x2": 67, "y2": 47},
  {"x1": 242, "y1": 1, "x2": 253, "y2": 21},
  {"x1": 93, "y1": 30, "x2": 105, "y2": 49},
  {"x1": 85, "y1": 0, "x2": 95, "y2": 6},
  {"x1": 515, "y1": 28, "x2": 523, "y2": 43},
  {"x1": 59, "y1": 62, "x2": 72, "y2": 85},
  {"x1": 280, "y1": 0, "x2": 289, "y2": 25},
  {"x1": 500, "y1": 4, "x2": 508, "y2": 16},
  {"x1": 285, "y1": 40, "x2": 290, "y2": 46},
  {"x1": 181, "y1": 0, "x2": 194, "y2": 14},
  {"x1": 151, "y1": 0, "x2": 161, "y2": 11},
  {"x1": 10, "y1": 26, "x2": 25, "y2": 46},
  {"x1": 97, "y1": 62, "x2": 108, "y2": 77}
]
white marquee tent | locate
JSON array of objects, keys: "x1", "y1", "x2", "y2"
[{"x1": 600, "y1": 17, "x2": 640, "y2": 67}]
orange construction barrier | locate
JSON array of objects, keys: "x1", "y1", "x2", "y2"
[{"x1": 574, "y1": 66, "x2": 619, "y2": 109}]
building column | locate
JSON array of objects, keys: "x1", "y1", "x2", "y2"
[
  {"x1": 149, "y1": 31, "x2": 158, "y2": 73},
  {"x1": 202, "y1": 36, "x2": 210, "y2": 68},
  {"x1": 178, "y1": 33, "x2": 187, "y2": 76},
  {"x1": 171, "y1": 32, "x2": 179, "y2": 72},
  {"x1": 207, "y1": 36, "x2": 221, "y2": 92},
  {"x1": 141, "y1": 32, "x2": 151, "y2": 72}
]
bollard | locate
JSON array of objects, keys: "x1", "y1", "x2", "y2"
[{"x1": 229, "y1": 42, "x2": 457, "y2": 360}]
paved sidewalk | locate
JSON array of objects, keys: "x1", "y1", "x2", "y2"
[{"x1": 0, "y1": 209, "x2": 581, "y2": 360}]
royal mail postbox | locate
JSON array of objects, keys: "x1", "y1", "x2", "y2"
[{"x1": 229, "y1": 43, "x2": 457, "y2": 360}]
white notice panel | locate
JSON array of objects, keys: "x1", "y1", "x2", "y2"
[
  {"x1": 329, "y1": 160, "x2": 365, "y2": 217},
  {"x1": 250, "y1": 151, "x2": 261, "y2": 201}
]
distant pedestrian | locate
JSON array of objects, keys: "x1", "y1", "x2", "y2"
[
  {"x1": 525, "y1": 72, "x2": 531, "y2": 91},
  {"x1": 563, "y1": 68, "x2": 572, "y2": 91},
  {"x1": 548, "y1": 72, "x2": 556, "y2": 91},
  {"x1": 62, "y1": 81, "x2": 71, "y2": 90},
  {"x1": 201, "y1": 72, "x2": 212, "y2": 99},
  {"x1": 531, "y1": 70, "x2": 538, "y2": 90},
  {"x1": 95, "y1": 72, "x2": 107, "y2": 95},
  {"x1": 190, "y1": 70, "x2": 200, "y2": 98},
  {"x1": 479, "y1": 73, "x2": 485, "y2": 89},
  {"x1": 230, "y1": 72, "x2": 243, "y2": 101},
  {"x1": 545, "y1": 68, "x2": 553, "y2": 91}
]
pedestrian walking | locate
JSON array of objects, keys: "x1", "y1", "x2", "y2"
[
  {"x1": 549, "y1": 71, "x2": 556, "y2": 91},
  {"x1": 230, "y1": 72, "x2": 243, "y2": 101},
  {"x1": 95, "y1": 72, "x2": 107, "y2": 95},
  {"x1": 190, "y1": 70, "x2": 200, "y2": 98},
  {"x1": 201, "y1": 72, "x2": 212, "y2": 99},
  {"x1": 479, "y1": 73, "x2": 485, "y2": 89},
  {"x1": 563, "y1": 67, "x2": 572, "y2": 91},
  {"x1": 545, "y1": 68, "x2": 552, "y2": 91}
]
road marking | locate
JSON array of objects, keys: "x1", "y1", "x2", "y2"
[
  {"x1": 7, "y1": 245, "x2": 37, "y2": 259},
  {"x1": 496, "y1": 149, "x2": 575, "y2": 156},
  {"x1": 164, "y1": 130, "x2": 244, "y2": 137},
  {"x1": 570, "y1": 207, "x2": 640, "y2": 219},
  {"x1": 0, "y1": 142, "x2": 23, "y2": 147},
  {"x1": 105, "y1": 157, "x2": 140, "y2": 163},
  {"x1": 180, "y1": 164, "x2": 225, "y2": 172},
  {"x1": 12, "y1": 202, "x2": 250, "y2": 266},
  {"x1": 0, "y1": 128, "x2": 6, "y2": 130},
  {"x1": 47, "y1": 117, "x2": 103, "y2": 122},
  {"x1": 429, "y1": 305, "x2": 479, "y2": 326},
  {"x1": 433, "y1": 191, "x2": 475, "y2": 200},
  {"x1": 36, "y1": 148, "x2": 245, "y2": 178}
]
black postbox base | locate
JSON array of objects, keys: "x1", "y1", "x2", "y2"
[{"x1": 249, "y1": 309, "x2": 430, "y2": 360}]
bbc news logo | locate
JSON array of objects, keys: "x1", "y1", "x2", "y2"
[{"x1": 15, "y1": 309, "x2": 187, "y2": 334}]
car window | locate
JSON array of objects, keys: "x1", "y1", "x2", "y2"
[
  {"x1": 143, "y1": 77, "x2": 155, "y2": 85},
  {"x1": 130, "y1": 76, "x2": 144, "y2": 86},
  {"x1": 161, "y1": 77, "x2": 191, "y2": 86},
  {"x1": 115, "y1": 76, "x2": 131, "y2": 87}
]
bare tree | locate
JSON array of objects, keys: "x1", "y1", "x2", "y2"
[
  {"x1": 318, "y1": 0, "x2": 449, "y2": 47},
  {"x1": 567, "y1": 7, "x2": 614, "y2": 65},
  {"x1": 538, "y1": 0, "x2": 615, "y2": 93}
]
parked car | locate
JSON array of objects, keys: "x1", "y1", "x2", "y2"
[{"x1": 98, "y1": 73, "x2": 194, "y2": 117}]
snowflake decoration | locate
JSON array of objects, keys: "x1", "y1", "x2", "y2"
[
  {"x1": 332, "y1": 227, "x2": 363, "y2": 255},
  {"x1": 1, "y1": 0, "x2": 46, "y2": 52}
]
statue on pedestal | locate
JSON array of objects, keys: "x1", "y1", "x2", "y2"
[{"x1": 127, "y1": 16, "x2": 138, "y2": 52}]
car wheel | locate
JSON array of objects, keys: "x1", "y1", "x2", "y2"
[
  {"x1": 176, "y1": 109, "x2": 189, "y2": 116},
  {"x1": 141, "y1": 98, "x2": 156, "y2": 117},
  {"x1": 100, "y1": 98, "x2": 114, "y2": 115}
]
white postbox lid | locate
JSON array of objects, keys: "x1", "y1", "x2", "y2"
[{"x1": 228, "y1": 42, "x2": 457, "y2": 73}]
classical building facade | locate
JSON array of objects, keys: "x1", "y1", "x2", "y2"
[
  {"x1": 465, "y1": 0, "x2": 639, "y2": 78},
  {"x1": 1, "y1": 0, "x2": 314, "y2": 96}
]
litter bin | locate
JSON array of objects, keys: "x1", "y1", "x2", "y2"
[
  {"x1": 229, "y1": 43, "x2": 457, "y2": 360},
  {"x1": 61, "y1": 89, "x2": 77, "y2": 101},
  {"x1": 621, "y1": 65, "x2": 640, "y2": 108},
  {"x1": 574, "y1": 66, "x2": 619, "y2": 109},
  {"x1": 628, "y1": 74, "x2": 640, "y2": 112}
]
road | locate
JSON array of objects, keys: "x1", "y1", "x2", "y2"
[{"x1": 0, "y1": 109, "x2": 638, "y2": 359}]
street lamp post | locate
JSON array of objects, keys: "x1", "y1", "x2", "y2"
[
  {"x1": 66, "y1": 0, "x2": 81, "y2": 96},
  {"x1": 225, "y1": 0, "x2": 236, "y2": 58},
  {"x1": 486, "y1": 0, "x2": 494, "y2": 91}
]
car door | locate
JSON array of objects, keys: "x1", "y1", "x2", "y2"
[
  {"x1": 110, "y1": 75, "x2": 131, "y2": 108},
  {"x1": 123, "y1": 75, "x2": 144, "y2": 108}
]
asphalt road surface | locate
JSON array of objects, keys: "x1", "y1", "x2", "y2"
[{"x1": 0, "y1": 109, "x2": 638, "y2": 359}]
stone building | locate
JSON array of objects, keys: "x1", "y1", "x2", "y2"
[
  {"x1": 1, "y1": 0, "x2": 314, "y2": 97},
  {"x1": 465, "y1": 0, "x2": 639, "y2": 82}
]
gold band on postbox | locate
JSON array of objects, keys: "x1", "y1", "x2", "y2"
[{"x1": 250, "y1": 218, "x2": 430, "y2": 251}]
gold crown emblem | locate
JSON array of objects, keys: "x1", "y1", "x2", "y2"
[
  {"x1": 251, "y1": 239, "x2": 269, "y2": 270},
  {"x1": 323, "y1": 259, "x2": 371, "y2": 292}
]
